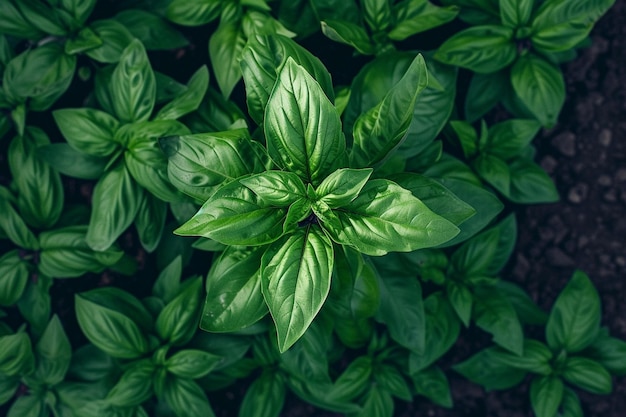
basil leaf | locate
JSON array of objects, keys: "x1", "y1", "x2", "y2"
[
  {"x1": 0, "y1": 375, "x2": 19, "y2": 406},
  {"x1": 358, "y1": 385, "x2": 394, "y2": 417},
  {"x1": 86, "y1": 163, "x2": 143, "y2": 251},
  {"x1": 473, "y1": 286, "x2": 524, "y2": 355},
  {"x1": 325, "y1": 179, "x2": 459, "y2": 256},
  {"x1": 496, "y1": 281, "x2": 548, "y2": 325},
  {"x1": 546, "y1": 270, "x2": 601, "y2": 353},
  {"x1": 508, "y1": 158, "x2": 559, "y2": 204},
  {"x1": 6, "y1": 393, "x2": 43, "y2": 417},
  {"x1": 105, "y1": 359, "x2": 154, "y2": 407},
  {"x1": 560, "y1": 387, "x2": 583, "y2": 417},
  {"x1": 134, "y1": 192, "x2": 167, "y2": 253},
  {"x1": 316, "y1": 168, "x2": 373, "y2": 208},
  {"x1": 585, "y1": 333, "x2": 626, "y2": 375},
  {"x1": 531, "y1": 0, "x2": 614, "y2": 31},
  {"x1": 0, "y1": 251, "x2": 29, "y2": 307},
  {"x1": 0, "y1": 189, "x2": 39, "y2": 250},
  {"x1": 166, "y1": 349, "x2": 222, "y2": 379},
  {"x1": 240, "y1": 34, "x2": 335, "y2": 126},
  {"x1": 487, "y1": 119, "x2": 541, "y2": 160},
  {"x1": 110, "y1": 39, "x2": 156, "y2": 124},
  {"x1": 33, "y1": 315, "x2": 71, "y2": 385},
  {"x1": 454, "y1": 347, "x2": 526, "y2": 391},
  {"x1": 0, "y1": 0, "x2": 43, "y2": 40},
  {"x1": 155, "y1": 66, "x2": 209, "y2": 121},
  {"x1": 162, "y1": 377, "x2": 215, "y2": 417},
  {"x1": 75, "y1": 288, "x2": 152, "y2": 359},
  {"x1": 434, "y1": 25, "x2": 516, "y2": 73},
  {"x1": 240, "y1": 171, "x2": 307, "y2": 207},
  {"x1": 175, "y1": 180, "x2": 287, "y2": 246},
  {"x1": 14, "y1": 0, "x2": 66, "y2": 35},
  {"x1": 531, "y1": 20, "x2": 592, "y2": 54},
  {"x1": 162, "y1": 129, "x2": 266, "y2": 203},
  {"x1": 331, "y1": 356, "x2": 372, "y2": 402},
  {"x1": 37, "y1": 143, "x2": 108, "y2": 180},
  {"x1": 209, "y1": 22, "x2": 246, "y2": 99},
  {"x1": 464, "y1": 70, "x2": 508, "y2": 122},
  {"x1": 16, "y1": 276, "x2": 52, "y2": 338},
  {"x1": 389, "y1": 1, "x2": 459, "y2": 40},
  {"x1": 64, "y1": 27, "x2": 102, "y2": 56},
  {"x1": 447, "y1": 282, "x2": 473, "y2": 326},
  {"x1": 0, "y1": 331, "x2": 34, "y2": 376},
  {"x1": 115, "y1": 9, "x2": 188, "y2": 51},
  {"x1": 182, "y1": 87, "x2": 248, "y2": 132},
  {"x1": 411, "y1": 366, "x2": 452, "y2": 408},
  {"x1": 261, "y1": 224, "x2": 334, "y2": 352},
  {"x1": 351, "y1": 54, "x2": 428, "y2": 168},
  {"x1": 511, "y1": 54, "x2": 565, "y2": 127},
  {"x1": 265, "y1": 57, "x2": 345, "y2": 185},
  {"x1": 201, "y1": 246, "x2": 267, "y2": 332},
  {"x1": 562, "y1": 357, "x2": 612, "y2": 394},
  {"x1": 376, "y1": 364, "x2": 412, "y2": 401},
  {"x1": 320, "y1": 20, "x2": 374, "y2": 55},
  {"x1": 156, "y1": 276, "x2": 203, "y2": 345},
  {"x1": 530, "y1": 376, "x2": 564, "y2": 417},
  {"x1": 239, "y1": 370, "x2": 286, "y2": 417},
  {"x1": 39, "y1": 226, "x2": 124, "y2": 278},
  {"x1": 166, "y1": 0, "x2": 222, "y2": 26},
  {"x1": 280, "y1": 319, "x2": 333, "y2": 383},
  {"x1": 53, "y1": 108, "x2": 119, "y2": 157},
  {"x1": 85, "y1": 19, "x2": 134, "y2": 63},
  {"x1": 499, "y1": 0, "x2": 533, "y2": 27}
]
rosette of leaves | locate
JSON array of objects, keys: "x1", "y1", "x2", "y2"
[
  {"x1": 434, "y1": 0, "x2": 615, "y2": 126},
  {"x1": 455, "y1": 270, "x2": 626, "y2": 417},
  {"x1": 449, "y1": 118, "x2": 559, "y2": 204},
  {"x1": 321, "y1": 0, "x2": 459, "y2": 56},
  {"x1": 41, "y1": 39, "x2": 209, "y2": 252},
  {"x1": 74, "y1": 257, "x2": 224, "y2": 417},
  {"x1": 166, "y1": 34, "x2": 465, "y2": 352},
  {"x1": 166, "y1": 0, "x2": 295, "y2": 98},
  {"x1": 0, "y1": 315, "x2": 102, "y2": 417}
]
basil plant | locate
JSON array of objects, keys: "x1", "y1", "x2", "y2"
[{"x1": 166, "y1": 34, "x2": 465, "y2": 352}]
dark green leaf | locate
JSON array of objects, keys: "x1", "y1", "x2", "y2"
[
  {"x1": 0, "y1": 331, "x2": 35, "y2": 376},
  {"x1": 86, "y1": 163, "x2": 143, "y2": 251},
  {"x1": 156, "y1": 276, "x2": 203, "y2": 345},
  {"x1": 585, "y1": 332, "x2": 626, "y2": 375},
  {"x1": 16, "y1": 276, "x2": 52, "y2": 338},
  {"x1": 53, "y1": 108, "x2": 119, "y2": 157},
  {"x1": 530, "y1": 376, "x2": 563, "y2": 417},
  {"x1": 486, "y1": 119, "x2": 541, "y2": 159},
  {"x1": 110, "y1": 39, "x2": 156, "y2": 123},
  {"x1": 354, "y1": 385, "x2": 394, "y2": 417},
  {"x1": 473, "y1": 286, "x2": 524, "y2": 355},
  {"x1": 166, "y1": 0, "x2": 221, "y2": 26},
  {"x1": 411, "y1": 366, "x2": 453, "y2": 408},
  {"x1": 389, "y1": 1, "x2": 459, "y2": 40},
  {"x1": 37, "y1": 143, "x2": 108, "y2": 180},
  {"x1": 562, "y1": 357, "x2": 612, "y2": 394},
  {"x1": 265, "y1": 57, "x2": 345, "y2": 185},
  {"x1": 85, "y1": 19, "x2": 134, "y2": 64},
  {"x1": 454, "y1": 347, "x2": 526, "y2": 391},
  {"x1": 0, "y1": 189, "x2": 39, "y2": 250},
  {"x1": 152, "y1": 256, "x2": 182, "y2": 303},
  {"x1": 6, "y1": 393, "x2": 43, "y2": 417},
  {"x1": 239, "y1": 370, "x2": 286, "y2": 417},
  {"x1": 201, "y1": 246, "x2": 267, "y2": 332},
  {"x1": 261, "y1": 224, "x2": 334, "y2": 352},
  {"x1": 209, "y1": 22, "x2": 246, "y2": 98},
  {"x1": 0, "y1": 0, "x2": 43, "y2": 39},
  {"x1": 106, "y1": 359, "x2": 154, "y2": 407},
  {"x1": 320, "y1": 20, "x2": 374, "y2": 55},
  {"x1": 240, "y1": 171, "x2": 307, "y2": 207},
  {"x1": 511, "y1": 54, "x2": 565, "y2": 127},
  {"x1": 64, "y1": 27, "x2": 103, "y2": 55},
  {"x1": 161, "y1": 377, "x2": 215, "y2": 417},
  {"x1": 434, "y1": 25, "x2": 516, "y2": 73},
  {"x1": 447, "y1": 282, "x2": 473, "y2": 326},
  {"x1": 33, "y1": 315, "x2": 71, "y2": 385},
  {"x1": 508, "y1": 158, "x2": 559, "y2": 203},
  {"x1": 560, "y1": 387, "x2": 583, "y2": 417},
  {"x1": 531, "y1": 0, "x2": 614, "y2": 32},
  {"x1": 330, "y1": 356, "x2": 372, "y2": 402},
  {"x1": 134, "y1": 192, "x2": 167, "y2": 253},
  {"x1": 464, "y1": 71, "x2": 509, "y2": 122},
  {"x1": 496, "y1": 281, "x2": 548, "y2": 325},
  {"x1": 166, "y1": 349, "x2": 222, "y2": 379},
  {"x1": 0, "y1": 251, "x2": 30, "y2": 307},
  {"x1": 546, "y1": 270, "x2": 601, "y2": 353},
  {"x1": 115, "y1": 9, "x2": 188, "y2": 50},
  {"x1": 473, "y1": 153, "x2": 511, "y2": 196},
  {"x1": 376, "y1": 364, "x2": 412, "y2": 401},
  {"x1": 499, "y1": 0, "x2": 533, "y2": 27},
  {"x1": 155, "y1": 66, "x2": 209, "y2": 121}
]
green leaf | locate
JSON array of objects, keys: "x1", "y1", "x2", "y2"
[
  {"x1": 209, "y1": 22, "x2": 246, "y2": 98},
  {"x1": 585, "y1": 333, "x2": 626, "y2": 375},
  {"x1": 496, "y1": 281, "x2": 548, "y2": 325},
  {"x1": 152, "y1": 256, "x2": 182, "y2": 303},
  {"x1": 487, "y1": 339, "x2": 553, "y2": 375},
  {"x1": 530, "y1": 376, "x2": 564, "y2": 417},
  {"x1": 261, "y1": 224, "x2": 334, "y2": 352},
  {"x1": 240, "y1": 171, "x2": 307, "y2": 207},
  {"x1": 115, "y1": 9, "x2": 188, "y2": 50},
  {"x1": 240, "y1": 34, "x2": 335, "y2": 126},
  {"x1": 39, "y1": 225, "x2": 123, "y2": 278},
  {"x1": 486, "y1": 119, "x2": 541, "y2": 160},
  {"x1": 351, "y1": 54, "x2": 428, "y2": 168},
  {"x1": 411, "y1": 366, "x2": 453, "y2": 408},
  {"x1": 320, "y1": 20, "x2": 374, "y2": 55},
  {"x1": 155, "y1": 66, "x2": 209, "y2": 120},
  {"x1": 434, "y1": 25, "x2": 516, "y2": 73},
  {"x1": 508, "y1": 158, "x2": 559, "y2": 204},
  {"x1": 546, "y1": 270, "x2": 601, "y2": 353},
  {"x1": 362, "y1": 0, "x2": 392, "y2": 32},
  {"x1": 0, "y1": 189, "x2": 39, "y2": 250},
  {"x1": 464, "y1": 71, "x2": 509, "y2": 122},
  {"x1": 330, "y1": 356, "x2": 372, "y2": 402},
  {"x1": 354, "y1": 385, "x2": 393, "y2": 417},
  {"x1": 449, "y1": 120, "x2": 478, "y2": 159},
  {"x1": 64, "y1": 26, "x2": 103, "y2": 55},
  {"x1": 166, "y1": 0, "x2": 222, "y2": 26},
  {"x1": 37, "y1": 143, "x2": 108, "y2": 180},
  {"x1": 75, "y1": 288, "x2": 151, "y2": 359},
  {"x1": 86, "y1": 163, "x2": 143, "y2": 251},
  {"x1": 166, "y1": 349, "x2": 222, "y2": 379},
  {"x1": 16, "y1": 276, "x2": 52, "y2": 337},
  {"x1": 106, "y1": 359, "x2": 154, "y2": 407},
  {"x1": 134, "y1": 192, "x2": 167, "y2": 253},
  {"x1": 389, "y1": 1, "x2": 459, "y2": 40},
  {"x1": 0, "y1": 374, "x2": 19, "y2": 406},
  {"x1": 85, "y1": 19, "x2": 134, "y2": 63},
  {"x1": 0, "y1": 331, "x2": 35, "y2": 376},
  {"x1": 0, "y1": 251, "x2": 30, "y2": 307},
  {"x1": 531, "y1": 0, "x2": 614, "y2": 32},
  {"x1": 473, "y1": 153, "x2": 511, "y2": 196},
  {"x1": 447, "y1": 282, "x2": 473, "y2": 326},
  {"x1": 499, "y1": 0, "x2": 533, "y2": 27},
  {"x1": 454, "y1": 347, "x2": 527, "y2": 391},
  {"x1": 14, "y1": 0, "x2": 66, "y2": 35},
  {"x1": 33, "y1": 315, "x2": 71, "y2": 385},
  {"x1": 201, "y1": 246, "x2": 268, "y2": 332},
  {"x1": 511, "y1": 54, "x2": 565, "y2": 127},
  {"x1": 175, "y1": 180, "x2": 287, "y2": 246},
  {"x1": 316, "y1": 168, "x2": 373, "y2": 208},
  {"x1": 156, "y1": 276, "x2": 203, "y2": 345},
  {"x1": 53, "y1": 108, "x2": 119, "y2": 157},
  {"x1": 562, "y1": 357, "x2": 612, "y2": 394},
  {"x1": 161, "y1": 377, "x2": 215, "y2": 417},
  {"x1": 375, "y1": 272, "x2": 425, "y2": 353},
  {"x1": 451, "y1": 223, "x2": 500, "y2": 277},
  {"x1": 409, "y1": 293, "x2": 460, "y2": 372},
  {"x1": 161, "y1": 129, "x2": 266, "y2": 203},
  {"x1": 61, "y1": 0, "x2": 97, "y2": 26},
  {"x1": 239, "y1": 370, "x2": 286, "y2": 417},
  {"x1": 265, "y1": 57, "x2": 345, "y2": 185},
  {"x1": 0, "y1": 0, "x2": 43, "y2": 39},
  {"x1": 279, "y1": 319, "x2": 333, "y2": 383},
  {"x1": 376, "y1": 364, "x2": 412, "y2": 401},
  {"x1": 560, "y1": 387, "x2": 583, "y2": 417},
  {"x1": 7, "y1": 393, "x2": 43, "y2": 417},
  {"x1": 326, "y1": 179, "x2": 459, "y2": 256},
  {"x1": 110, "y1": 39, "x2": 156, "y2": 124},
  {"x1": 473, "y1": 286, "x2": 524, "y2": 355}
]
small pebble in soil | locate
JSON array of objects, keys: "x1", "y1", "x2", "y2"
[
  {"x1": 599, "y1": 128, "x2": 613, "y2": 146},
  {"x1": 568, "y1": 183, "x2": 589, "y2": 203},
  {"x1": 540, "y1": 155, "x2": 558, "y2": 174},
  {"x1": 615, "y1": 168, "x2": 626, "y2": 182},
  {"x1": 616, "y1": 256, "x2": 626, "y2": 268},
  {"x1": 546, "y1": 247, "x2": 575, "y2": 267},
  {"x1": 598, "y1": 175, "x2": 612, "y2": 186},
  {"x1": 604, "y1": 189, "x2": 618, "y2": 202},
  {"x1": 552, "y1": 131, "x2": 577, "y2": 156}
]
